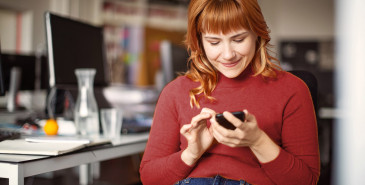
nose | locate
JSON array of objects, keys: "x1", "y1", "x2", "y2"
[{"x1": 222, "y1": 43, "x2": 236, "y2": 60}]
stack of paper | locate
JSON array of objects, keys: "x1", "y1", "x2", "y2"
[
  {"x1": 0, "y1": 139, "x2": 86, "y2": 156},
  {"x1": 0, "y1": 136, "x2": 110, "y2": 156}
]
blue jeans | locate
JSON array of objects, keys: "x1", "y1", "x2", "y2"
[{"x1": 175, "y1": 175, "x2": 251, "y2": 185}]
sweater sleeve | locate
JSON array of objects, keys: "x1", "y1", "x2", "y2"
[
  {"x1": 261, "y1": 78, "x2": 320, "y2": 185},
  {"x1": 139, "y1": 84, "x2": 194, "y2": 185}
]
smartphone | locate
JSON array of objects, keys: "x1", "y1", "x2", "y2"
[{"x1": 215, "y1": 111, "x2": 245, "y2": 130}]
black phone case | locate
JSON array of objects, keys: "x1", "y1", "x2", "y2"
[{"x1": 215, "y1": 111, "x2": 245, "y2": 130}]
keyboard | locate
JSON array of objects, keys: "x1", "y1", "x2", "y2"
[
  {"x1": 121, "y1": 123, "x2": 150, "y2": 134},
  {"x1": 0, "y1": 129, "x2": 21, "y2": 142}
]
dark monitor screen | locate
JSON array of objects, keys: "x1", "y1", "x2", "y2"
[
  {"x1": 160, "y1": 41, "x2": 189, "y2": 86},
  {"x1": 45, "y1": 12, "x2": 107, "y2": 88},
  {"x1": 1, "y1": 54, "x2": 35, "y2": 91},
  {"x1": 0, "y1": 53, "x2": 49, "y2": 91},
  {"x1": 0, "y1": 44, "x2": 5, "y2": 96}
]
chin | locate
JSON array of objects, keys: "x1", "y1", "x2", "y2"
[
  {"x1": 218, "y1": 62, "x2": 247, "y2": 78},
  {"x1": 221, "y1": 71, "x2": 242, "y2": 78}
]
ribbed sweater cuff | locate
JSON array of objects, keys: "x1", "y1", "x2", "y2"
[
  {"x1": 260, "y1": 148, "x2": 290, "y2": 174},
  {"x1": 167, "y1": 150, "x2": 195, "y2": 178}
]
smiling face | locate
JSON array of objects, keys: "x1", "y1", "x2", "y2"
[{"x1": 202, "y1": 28, "x2": 258, "y2": 78}]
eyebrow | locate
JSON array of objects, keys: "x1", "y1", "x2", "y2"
[{"x1": 203, "y1": 31, "x2": 249, "y2": 40}]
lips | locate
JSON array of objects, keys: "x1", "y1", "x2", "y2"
[{"x1": 221, "y1": 60, "x2": 240, "y2": 68}]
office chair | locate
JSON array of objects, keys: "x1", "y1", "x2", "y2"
[
  {"x1": 289, "y1": 70, "x2": 318, "y2": 113},
  {"x1": 289, "y1": 70, "x2": 332, "y2": 185}
]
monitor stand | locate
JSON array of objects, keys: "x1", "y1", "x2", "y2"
[{"x1": 7, "y1": 67, "x2": 21, "y2": 112}]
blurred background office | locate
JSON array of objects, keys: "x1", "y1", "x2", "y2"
[{"x1": 0, "y1": 0, "x2": 354, "y2": 185}]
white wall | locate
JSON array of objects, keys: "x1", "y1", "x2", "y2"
[
  {"x1": 0, "y1": 9, "x2": 17, "y2": 52},
  {"x1": 0, "y1": 0, "x2": 334, "y2": 53},
  {"x1": 20, "y1": 11, "x2": 34, "y2": 53},
  {"x1": 335, "y1": 0, "x2": 365, "y2": 184},
  {"x1": 0, "y1": 0, "x2": 50, "y2": 53},
  {"x1": 49, "y1": 0, "x2": 102, "y2": 25},
  {"x1": 259, "y1": 0, "x2": 334, "y2": 53},
  {"x1": 0, "y1": 0, "x2": 101, "y2": 53}
]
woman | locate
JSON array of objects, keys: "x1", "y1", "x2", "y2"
[{"x1": 140, "y1": 0, "x2": 320, "y2": 184}]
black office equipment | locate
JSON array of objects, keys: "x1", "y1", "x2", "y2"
[
  {"x1": 0, "y1": 43, "x2": 5, "y2": 96},
  {"x1": 0, "y1": 53, "x2": 49, "y2": 111},
  {"x1": 121, "y1": 122, "x2": 151, "y2": 134},
  {"x1": 0, "y1": 129, "x2": 21, "y2": 142},
  {"x1": 0, "y1": 53, "x2": 49, "y2": 90},
  {"x1": 160, "y1": 40, "x2": 189, "y2": 88},
  {"x1": 1, "y1": 54, "x2": 35, "y2": 91},
  {"x1": 45, "y1": 12, "x2": 112, "y2": 115},
  {"x1": 280, "y1": 41, "x2": 320, "y2": 71},
  {"x1": 45, "y1": 12, "x2": 108, "y2": 88},
  {"x1": 289, "y1": 70, "x2": 318, "y2": 112}
]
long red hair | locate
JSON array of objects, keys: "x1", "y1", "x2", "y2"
[{"x1": 184, "y1": 0, "x2": 281, "y2": 108}]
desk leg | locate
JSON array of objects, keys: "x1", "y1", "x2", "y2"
[
  {"x1": 79, "y1": 164, "x2": 92, "y2": 185},
  {"x1": 92, "y1": 162, "x2": 100, "y2": 179},
  {"x1": 8, "y1": 164, "x2": 24, "y2": 185}
]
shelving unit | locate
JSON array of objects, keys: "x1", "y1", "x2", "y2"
[{"x1": 101, "y1": 0, "x2": 189, "y2": 86}]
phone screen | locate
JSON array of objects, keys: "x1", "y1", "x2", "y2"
[{"x1": 215, "y1": 111, "x2": 245, "y2": 130}]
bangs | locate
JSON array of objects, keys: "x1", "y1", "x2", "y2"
[{"x1": 198, "y1": 0, "x2": 250, "y2": 34}]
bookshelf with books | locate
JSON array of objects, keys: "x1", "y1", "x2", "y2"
[
  {"x1": 0, "y1": 0, "x2": 189, "y2": 87},
  {"x1": 102, "y1": 0, "x2": 188, "y2": 86}
]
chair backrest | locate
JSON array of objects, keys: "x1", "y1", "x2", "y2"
[{"x1": 289, "y1": 70, "x2": 318, "y2": 113}]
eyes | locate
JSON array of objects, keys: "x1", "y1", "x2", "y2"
[
  {"x1": 208, "y1": 38, "x2": 245, "y2": 46},
  {"x1": 203, "y1": 31, "x2": 251, "y2": 46}
]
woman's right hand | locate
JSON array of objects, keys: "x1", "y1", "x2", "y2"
[{"x1": 180, "y1": 108, "x2": 215, "y2": 166}]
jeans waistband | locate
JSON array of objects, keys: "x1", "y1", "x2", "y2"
[{"x1": 175, "y1": 175, "x2": 251, "y2": 185}]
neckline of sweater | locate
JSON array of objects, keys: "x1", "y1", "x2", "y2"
[{"x1": 216, "y1": 69, "x2": 255, "y2": 88}]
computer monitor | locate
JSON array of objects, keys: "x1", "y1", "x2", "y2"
[
  {"x1": 0, "y1": 44, "x2": 5, "y2": 96},
  {"x1": 160, "y1": 40, "x2": 189, "y2": 88},
  {"x1": 1, "y1": 54, "x2": 36, "y2": 91},
  {"x1": 45, "y1": 12, "x2": 108, "y2": 88}
]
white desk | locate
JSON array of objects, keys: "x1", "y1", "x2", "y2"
[
  {"x1": 0, "y1": 133, "x2": 149, "y2": 185},
  {"x1": 318, "y1": 107, "x2": 340, "y2": 119}
]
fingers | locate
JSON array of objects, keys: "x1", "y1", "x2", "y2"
[
  {"x1": 211, "y1": 111, "x2": 245, "y2": 132},
  {"x1": 201, "y1": 107, "x2": 216, "y2": 115},
  {"x1": 211, "y1": 125, "x2": 242, "y2": 147},
  {"x1": 243, "y1": 109, "x2": 256, "y2": 123},
  {"x1": 210, "y1": 109, "x2": 258, "y2": 147},
  {"x1": 191, "y1": 112, "x2": 211, "y2": 127},
  {"x1": 210, "y1": 116, "x2": 237, "y2": 141},
  {"x1": 222, "y1": 111, "x2": 244, "y2": 129},
  {"x1": 181, "y1": 108, "x2": 214, "y2": 134},
  {"x1": 191, "y1": 108, "x2": 216, "y2": 128},
  {"x1": 180, "y1": 123, "x2": 193, "y2": 134}
]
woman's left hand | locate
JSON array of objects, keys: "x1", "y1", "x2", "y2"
[
  {"x1": 210, "y1": 110, "x2": 263, "y2": 148},
  {"x1": 211, "y1": 110, "x2": 280, "y2": 162}
]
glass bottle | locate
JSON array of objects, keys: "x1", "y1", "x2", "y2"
[{"x1": 74, "y1": 68, "x2": 99, "y2": 136}]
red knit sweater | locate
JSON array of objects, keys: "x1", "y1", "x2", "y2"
[{"x1": 140, "y1": 70, "x2": 320, "y2": 185}]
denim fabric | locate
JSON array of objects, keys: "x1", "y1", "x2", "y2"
[{"x1": 175, "y1": 175, "x2": 251, "y2": 185}]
